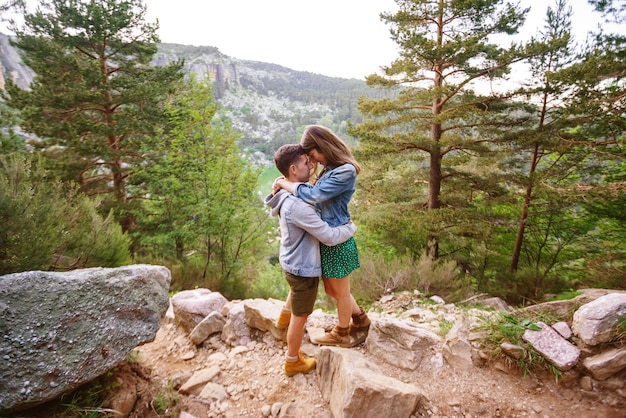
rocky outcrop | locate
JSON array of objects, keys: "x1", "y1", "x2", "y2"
[
  {"x1": 0, "y1": 265, "x2": 171, "y2": 413},
  {"x1": 152, "y1": 51, "x2": 241, "y2": 91},
  {"x1": 0, "y1": 33, "x2": 34, "y2": 90},
  {"x1": 149, "y1": 288, "x2": 625, "y2": 418},
  {"x1": 317, "y1": 346, "x2": 424, "y2": 418},
  {"x1": 522, "y1": 321, "x2": 580, "y2": 370},
  {"x1": 3, "y1": 275, "x2": 625, "y2": 417},
  {"x1": 572, "y1": 292, "x2": 626, "y2": 346},
  {"x1": 171, "y1": 288, "x2": 228, "y2": 334}
]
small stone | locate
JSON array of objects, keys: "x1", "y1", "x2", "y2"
[
  {"x1": 580, "y1": 375, "x2": 593, "y2": 391},
  {"x1": 271, "y1": 401, "x2": 283, "y2": 416},
  {"x1": 261, "y1": 405, "x2": 271, "y2": 417}
]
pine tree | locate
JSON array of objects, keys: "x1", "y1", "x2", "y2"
[
  {"x1": 509, "y1": 0, "x2": 576, "y2": 274},
  {"x1": 349, "y1": 0, "x2": 533, "y2": 259},
  {"x1": 3, "y1": 0, "x2": 184, "y2": 231}
]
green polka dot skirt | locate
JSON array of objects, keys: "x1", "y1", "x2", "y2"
[{"x1": 320, "y1": 237, "x2": 360, "y2": 278}]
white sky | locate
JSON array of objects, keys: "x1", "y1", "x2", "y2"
[
  {"x1": 141, "y1": 0, "x2": 614, "y2": 79},
  {"x1": 5, "y1": 1, "x2": 621, "y2": 80}
]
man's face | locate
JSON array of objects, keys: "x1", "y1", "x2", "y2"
[{"x1": 292, "y1": 154, "x2": 313, "y2": 182}]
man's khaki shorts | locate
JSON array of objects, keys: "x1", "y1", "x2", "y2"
[{"x1": 284, "y1": 271, "x2": 319, "y2": 316}]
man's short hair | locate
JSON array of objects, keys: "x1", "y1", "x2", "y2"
[{"x1": 274, "y1": 144, "x2": 306, "y2": 177}]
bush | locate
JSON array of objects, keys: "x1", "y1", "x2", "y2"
[
  {"x1": 0, "y1": 155, "x2": 131, "y2": 275},
  {"x1": 351, "y1": 250, "x2": 474, "y2": 305},
  {"x1": 249, "y1": 262, "x2": 289, "y2": 300}
]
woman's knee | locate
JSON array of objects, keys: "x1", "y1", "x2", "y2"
[{"x1": 327, "y1": 279, "x2": 351, "y2": 299}]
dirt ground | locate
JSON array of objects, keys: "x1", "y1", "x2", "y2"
[{"x1": 125, "y1": 317, "x2": 626, "y2": 418}]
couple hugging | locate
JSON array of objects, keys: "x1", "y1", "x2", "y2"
[{"x1": 265, "y1": 125, "x2": 370, "y2": 377}]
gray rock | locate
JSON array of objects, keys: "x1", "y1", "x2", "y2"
[
  {"x1": 481, "y1": 297, "x2": 511, "y2": 311},
  {"x1": 243, "y1": 298, "x2": 287, "y2": 341},
  {"x1": 522, "y1": 321, "x2": 580, "y2": 371},
  {"x1": 365, "y1": 317, "x2": 442, "y2": 371},
  {"x1": 583, "y1": 346, "x2": 626, "y2": 380},
  {"x1": 178, "y1": 366, "x2": 221, "y2": 395},
  {"x1": 199, "y1": 382, "x2": 228, "y2": 401},
  {"x1": 0, "y1": 265, "x2": 170, "y2": 413},
  {"x1": 572, "y1": 293, "x2": 626, "y2": 346},
  {"x1": 189, "y1": 311, "x2": 227, "y2": 345},
  {"x1": 222, "y1": 301, "x2": 251, "y2": 346},
  {"x1": 171, "y1": 289, "x2": 228, "y2": 333},
  {"x1": 501, "y1": 342, "x2": 526, "y2": 360},
  {"x1": 552, "y1": 321, "x2": 573, "y2": 339},
  {"x1": 522, "y1": 289, "x2": 616, "y2": 317},
  {"x1": 317, "y1": 346, "x2": 423, "y2": 418},
  {"x1": 442, "y1": 318, "x2": 474, "y2": 370}
]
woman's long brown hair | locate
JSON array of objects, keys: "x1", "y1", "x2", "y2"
[{"x1": 300, "y1": 125, "x2": 361, "y2": 175}]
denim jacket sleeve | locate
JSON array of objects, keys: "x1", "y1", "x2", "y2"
[{"x1": 295, "y1": 164, "x2": 356, "y2": 204}]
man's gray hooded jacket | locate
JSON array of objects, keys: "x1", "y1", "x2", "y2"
[{"x1": 265, "y1": 190, "x2": 356, "y2": 277}]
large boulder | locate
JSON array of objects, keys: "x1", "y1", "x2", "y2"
[
  {"x1": 572, "y1": 292, "x2": 626, "y2": 346},
  {"x1": 317, "y1": 346, "x2": 424, "y2": 418},
  {"x1": 0, "y1": 264, "x2": 171, "y2": 413},
  {"x1": 365, "y1": 317, "x2": 442, "y2": 371}
]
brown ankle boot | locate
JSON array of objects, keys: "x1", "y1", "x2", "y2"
[
  {"x1": 311, "y1": 325, "x2": 351, "y2": 348},
  {"x1": 350, "y1": 306, "x2": 371, "y2": 333}
]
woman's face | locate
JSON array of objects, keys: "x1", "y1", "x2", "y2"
[{"x1": 307, "y1": 148, "x2": 327, "y2": 166}]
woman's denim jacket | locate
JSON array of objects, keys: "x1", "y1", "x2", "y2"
[{"x1": 294, "y1": 163, "x2": 356, "y2": 228}]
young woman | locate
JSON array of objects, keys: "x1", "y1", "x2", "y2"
[{"x1": 274, "y1": 125, "x2": 370, "y2": 347}]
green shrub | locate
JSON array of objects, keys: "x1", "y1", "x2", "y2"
[
  {"x1": 0, "y1": 155, "x2": 131, "y2": 275},
  {"x1": 478, "y1": 311, "x2": 563, "y2": 379},
  {"x1": 350, "y1": 250, "x2": 474, "y2": 305},
  {"x1": 438, "y1": 318, "x2": 454, "y2": 336},
  {"x1": 151, "y1": 381, "x2": 180, "y2": 417},
  {"x1": 249, "y1": 262, "x2": 289, "y2": 300}
]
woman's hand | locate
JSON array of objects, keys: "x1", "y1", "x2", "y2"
[{"x1": 272, "y1": 176, "x2": 285, "y2": 194}]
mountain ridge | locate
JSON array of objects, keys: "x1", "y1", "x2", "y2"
[{"x1": 0, "y1": 34, "x2": 373, "y2": 163}]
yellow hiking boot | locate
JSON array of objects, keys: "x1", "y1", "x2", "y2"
[
  {"x1": 284, "y1": 351, "x2": 316, "y2": 377},
  {"x1": 275, "y1": 309, "x2": 291, "y2": 330}
]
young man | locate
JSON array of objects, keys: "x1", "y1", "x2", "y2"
[{"x1": 265, "y1": 144, "x2": 356, "y2": 376}]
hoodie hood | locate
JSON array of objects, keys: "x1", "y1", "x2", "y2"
[{"x1": 265, "y1": 189, "x2": 292, "y2": 217}]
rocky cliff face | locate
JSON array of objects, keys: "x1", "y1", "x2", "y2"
[
  {"x1": 0, "y1": 35, "x2": 240, "y2": 92},
  {"x1": 152, "y1": 49, "x2": 241, "y2": 90},
  {"x1": 0, "y1": 33, "x2": 35, "y2": 90}
]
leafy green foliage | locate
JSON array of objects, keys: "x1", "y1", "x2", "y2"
[
  {"x1": 438, "y1": 318, "x2": 454, "y2": 337},
  {"x1": 0, "y1": 102, "x2": 27, "y2": 155},
  {"x1": 0, "y1": 154, "x2": 130, "y2": 275},
  {"x1": 249, "y1": 262, "x2": 289, "y2": 301},
  {"x1": 53, "y1": 369, "x2": 119, "y2": 418},
  {"x1": 349, "y1": 244, "x2": 474, "y2": 305},
  {"x1": 4, "y1": 0, "x2": 184, "y2": 231},
  {"x1": 350, "y1": 0, "x2": 534, "y2": 260},
  {"x1": 347, "y1": 0, "x2": 626, "y2": 302},
  {"x1": 136, "y1": 77, "x2": 272, "y2": 297}
]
